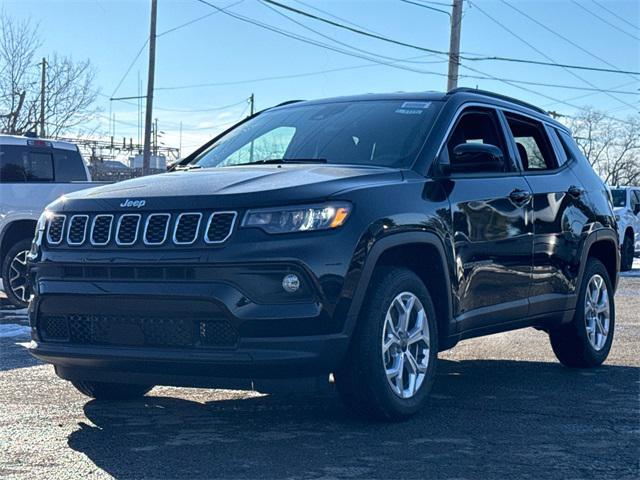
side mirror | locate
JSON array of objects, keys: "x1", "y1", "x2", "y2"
[{"x1": 440, "y1": 143, "x2": 505, "y2": 174}]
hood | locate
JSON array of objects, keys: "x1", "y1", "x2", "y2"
[{"x1": 54, "y1": 164, "x2": 404, "y2": 212}]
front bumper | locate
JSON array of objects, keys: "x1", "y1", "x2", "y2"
[{"x1": 28, "y1": 265, "x2": 353, "y2": 385}]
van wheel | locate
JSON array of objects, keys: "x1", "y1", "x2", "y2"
[
  {"x1": 1, "y1": 239, "x2": 32, "y2": 309},
  {"x1": 71, "y1": 380, "x2": 154, "y2": 400},
  {"x1": 549, "y1": 258, "x2": 614, "y2": 368},
  {"x1": 335, "y1": 268, "x2": 438, "y2": 421},
  {"x1": 620, "y1": 232, "x2": 634, "y2": 271}
]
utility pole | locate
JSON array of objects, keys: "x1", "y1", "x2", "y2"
[
  {"x1": 249, "y1": 94, "x2": 255, "y2": 162},
  {"x1": 142, "y1": 0, "x2": 158, "y2": 176},
  {"x1": 179, "y1": 121, "x2": 183, "y2": 158},
  {"x1": 447, "y1": 0, "x2": 463, "y2": 91},
  {"x1": 40, "y1": 57, "x2": 47, "y2": 137}
]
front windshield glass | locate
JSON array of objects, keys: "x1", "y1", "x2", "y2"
[
  {"x1": 190, "y1": 100, "x2": 441, "y2": 169},
  {"x1": 611, "y1": 189, "x2": 626, "y2": 207}
]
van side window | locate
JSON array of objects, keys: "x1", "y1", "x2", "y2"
[
  {"x1": 504, "y1": 113, "x2": 558, "y2": 171},
  {"x1": 445, "y1": 109, "x2": 509, "y2": 172},
  {"x1": 0, "y1": 146, "x2": 54, "y2": 182}
]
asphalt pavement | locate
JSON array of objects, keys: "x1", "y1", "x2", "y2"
[{"x1": 0, "y1": 272, "x2": 638, "y2": 479}]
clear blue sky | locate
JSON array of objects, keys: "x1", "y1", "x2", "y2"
[{"x1": 4, "y1": 0, "x2": 640, "y2": 155}]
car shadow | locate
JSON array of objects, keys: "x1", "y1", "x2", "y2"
[{"x1": 67, "y1": 359, "x2": 639, "y2": 479}]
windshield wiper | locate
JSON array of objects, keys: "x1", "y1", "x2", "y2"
[
  {"x1": 175, "y1": 164, "x2": 203, "y2": 171},
  {"x1": 235, "y1": 158, "x2": 328, "y2": 166}
]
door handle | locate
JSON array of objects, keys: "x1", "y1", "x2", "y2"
[
  {"x1": 568, "y1": 185, "x2": 584, "y2": 198},
  {"x1": 509, "y1": 189, "x2": 532, "y2": 205}
]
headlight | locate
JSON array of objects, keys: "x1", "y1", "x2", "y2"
[{"x1": 243, "y1": 202, "x2": 352, "y2": 234}]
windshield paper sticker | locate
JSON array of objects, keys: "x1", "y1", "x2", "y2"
[{"x1": 396, "y1": 101, "x2": 431, "y2": 115}]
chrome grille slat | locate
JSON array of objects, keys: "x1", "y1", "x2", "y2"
[
  {"x1": 116, "y1": 214, "x2": 141, "y2": 246},
  {"x1": 67, "y1": 215, "x2": 89, "y2": 246},
  {"x1": 205, "y1": 212, "x2": 237, "y2": 244},
  {"x1": 173, "y1": 213, "x2": 202, "y2": 245},
  {"x1": 46, "y1": 215, "x2": 66, "y2": 245},
  {"x1": 90, "y1": 215, "x2": 114, "y2": 246},
  {"x1": 144, "y1": 213, "x2": 171, "y2": 245}
]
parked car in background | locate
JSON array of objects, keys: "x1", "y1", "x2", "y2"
[
  {"x1": 610, "y1": 186, "x2": 640, "y2": 271},
  {"x1": 28, "y1": 89, "x2": 619, "y2": 420},
  {"x1": 0, "y1": 134, "x2": 96, "y2": 308}
]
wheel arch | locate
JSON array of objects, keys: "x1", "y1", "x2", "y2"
[
  {"x1": 345, "y1": 232, "x2": 456, "y2": 350},
  {"x1": 0, "y1": 219, "x2": 37, "y2": 263},
  {"x1": 579, "y1": 229, "x2": 619, "y2": 292}
]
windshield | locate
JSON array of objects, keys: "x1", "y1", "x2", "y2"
[
  {"x1": 611, "y1": 189, "x2": 626, "y2": 207},
  {"x1": 189, "y1": 100, "x2": 441, "y2": 169}
]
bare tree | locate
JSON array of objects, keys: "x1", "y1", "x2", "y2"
[
  {"x1": 0, "y1": 10, "x2": 99, "y2": 137},
  {"x1": 565, "y1": 108, "x2": 640, "y2": 186}
]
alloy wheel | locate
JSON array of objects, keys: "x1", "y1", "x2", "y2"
[
  {"x1": 584, "y1": 274, "x2": 610, "y2": 351},
  {"x1": 8, "y1": 250, "x2": 31, "y2": 304},
  {"x1": 382, "y1": 291, "x2": 430, "y2": 399}
]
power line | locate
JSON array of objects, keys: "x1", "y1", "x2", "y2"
[
  {"x1": 591, "y1": 0, "x2": 640, "y2": 32},
  {"x1": 291, "y1": 0, "x2": 387, "y2": 35},
  {"x1": 469, "y1": 1, "x2": 637, "y2": 109},
  {"x1": 399, "y1": 0, "x2": 450, "y2": 17},
  {"x1": 570, "y1": 0, "x2": 640, "y2": 41},
  {"x1": 111, "y1": 38, "x2": 148, "y2": 98},
  {"x1": 499, "y1": 0, "x2": 638, "y2": 82},
  {"x1": 260, "y1": 0, "x2": 640, "y2": 75},
  {"x1": 157, "y1": 0, "x2": 245, "y2": 37},
  {"x1": 259, "y1": 0, "x2": 444, "y2": 67}
]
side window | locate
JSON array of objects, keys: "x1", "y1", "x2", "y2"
[
  {"x1": 445, "y1": 108, "x2": 508, "y2": 172},
  {"x1": 505, "y1": 113, "x2": 558, "y2": 171},
  {"x1": 53, "y1": 149, "x2": 87, "y2": 182},
  {"x1": 631, "y1": 190, "x2": 640, "y2": 213},
  {"x1": 546, "y1": 128, "x2": 567, "y2": 166},
  {"x1": 216, "y1": 126, "x2": 296, "y2": 167},
  {"x1": 0, "y1": 146, "x2": 54, "y2": 183}
]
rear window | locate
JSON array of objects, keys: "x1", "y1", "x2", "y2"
[
  {"x1": 0, "y1": 145, "x2": 85, "y2": 182},
  {"x1": 611, "y1": 189, "x2": 626, "y2": 207}
]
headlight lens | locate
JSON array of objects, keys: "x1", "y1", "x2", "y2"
[{"x1": 243, "y1": 202, "x2": 352, "y2": 234}]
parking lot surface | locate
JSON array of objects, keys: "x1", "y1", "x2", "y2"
[{"x1": 1, "y1": 272, "x2": 638, "y2": 480}]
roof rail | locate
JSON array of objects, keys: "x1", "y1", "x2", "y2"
[
  {"x1": 446, "y1": 87, "x2": 547, "y2": 115},
  {"x1": 274, "y1": 100, "x2": 305, "y2": 108}
]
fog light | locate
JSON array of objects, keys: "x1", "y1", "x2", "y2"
[{"x1": 282, "y1": 274, "x2": 300, "y2": 293}]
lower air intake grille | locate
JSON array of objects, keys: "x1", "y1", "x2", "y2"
[{"x1": 39, "y1": 314, "x2": 238, "y2": 348}]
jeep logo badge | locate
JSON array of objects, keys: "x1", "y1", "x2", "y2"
[{"x1": 120, "y1": 199, "x2": 146, "y2": 208}]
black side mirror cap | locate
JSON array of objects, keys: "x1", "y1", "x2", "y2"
[{"x1": 446, "y1": 143, "x2": 505, "y2": 174}]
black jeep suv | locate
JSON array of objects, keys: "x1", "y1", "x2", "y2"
[{"x1": 28, "y1": 89, "x2": 619, "y2": 420}]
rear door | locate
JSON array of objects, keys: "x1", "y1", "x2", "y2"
[
  {"x1": 502, "y1": 112, "x2": 588, "y2": 315},
  {"x1": 442, "y1": 106, "x2": 534, "y2": 330}
]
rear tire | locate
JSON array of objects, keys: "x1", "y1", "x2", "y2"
[
  {"x1": 71, "y1": 380, "x2": 154, "y2": 400},
  {"x1": 620, "y1": 233, "x2": 634, "y2": 271},
  {"x1": 335, "y1": 267, "x2": 438, "y2": 421},
  {"x1": 549, "y1": 258, "x2": 614, "y2": 368},
  {"x1": 1, "y1": 239, "x2": 32, "y2": 309}
]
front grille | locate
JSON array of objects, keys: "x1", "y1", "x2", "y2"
[
  {"x1": 144, "y1": 214, "x2": 170, "y2": 245},
  {"x1": 91, "y1": 215, "x2": 113, "y2": 245},
  {"x1": 39, "y1": 314, "x2": 238, "y2": 348},
  {"x1": 67, "y1": 215, "x2": 89, "y2": 245},
  {"x1": 206, "y1": 212, "x2": 237, "y2": 243},
  {"x1": 46, "y1": 210, "x2": 236, "y2": 248},
  {"x1": 46, "y1": 215, "x2": 66, "y2": 245}
]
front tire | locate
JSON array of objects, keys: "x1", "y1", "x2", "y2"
[
  {"x1": 335, "y1": 267, "x2": 438, "y2": 421},
  {"x1": 71, "y1": 380, "x2": 154, "y2": 400},
  {"x1": 1, "y1": 239, "x2": 32, "y2": 309},
  {"x1": 549, "y1": 258, "x2": 615, "y2": 368},
  {"x1": 620, "y1": 232, "x2": 634, "y2": 271}
]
